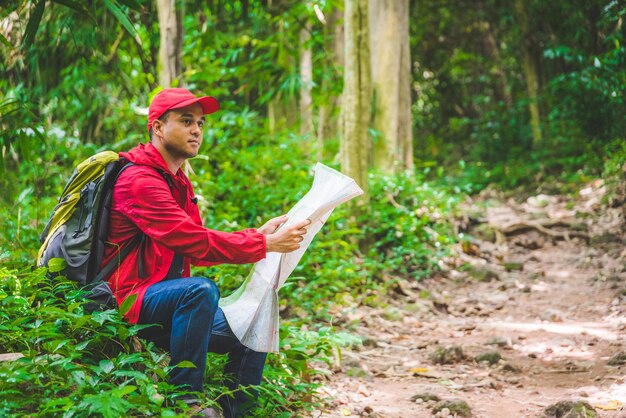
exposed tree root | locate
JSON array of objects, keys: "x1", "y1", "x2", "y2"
[{"x1": 497, "y1": 220, "x2": 589, "y2": 241}]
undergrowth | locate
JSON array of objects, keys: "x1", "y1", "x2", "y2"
[
  {"x1": 0, "y1": 264, "x2": 362, "y2": 416},
  {"x1": 435, "y1": 138, "x2": 624, "y2": 197}
]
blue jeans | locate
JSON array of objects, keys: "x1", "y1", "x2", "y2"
[{"x1": 138, "y1": 277, "x2": 267, "y2": 417}]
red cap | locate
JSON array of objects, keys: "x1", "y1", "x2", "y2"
[{"x1": 147, "y1": 88, "x2": 219, "y2": 131}]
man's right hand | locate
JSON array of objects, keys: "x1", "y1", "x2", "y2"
[{"x1": 264, "y1": 219, "x2": 311, "y2": 253}]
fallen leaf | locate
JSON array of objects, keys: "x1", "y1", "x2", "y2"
[
  {"x1": 340, "y1": 407, "x2": 352, "y2": 416},
  {"x1": 412, "y1": 369, "x2": 445, "y2": 379},
  {"x1": 594, "y1": 400, "x2": 622, "y2": 411}
]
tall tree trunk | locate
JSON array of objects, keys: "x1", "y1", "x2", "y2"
[
  {"x1": 317, "y1": 105, "x2": 326, "y2": 161},
  {"x1": 523, "y1": 52, "x2": 542, "y2": 146},
  {"x1": 317, "y1": 5, "x2": 344, "y2": 160},
  {"x1": 300, "y1": 23, "x2": 313, "y2": 136},
  {"x1": 342, "y1": 0, "x2": 371, "y2": 199},
  {"x1": 398, "y1": 5, "x2": 413, "y2": 171},
  {"x1": 265, "y1": 15, "x2": 298, "y2": 134},
  {"x1": 330, "y1": 6, "x2": 345, "y2": 132},
  {"x1": 478, "y1": 19, "x2": 512, "y2": 109},
  {"x1": 332, "y1": 5, "x2": 345, "y2": 69},
  {"x1": 369, "y1": 0, "x2": 412, "y2": 172},
  {"x1": 515, "y1": 0, "x2": 542, "y2": 147},
  {"x1": 157, "y1": 0, "x2": 183, "y2": 87}
]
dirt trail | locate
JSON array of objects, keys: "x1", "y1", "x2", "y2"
[{"x1": 316, "y1": 181, "x2": 626, "y2": 418}]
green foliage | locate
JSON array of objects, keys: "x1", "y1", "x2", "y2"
[
  {"x1": 603, "y1": 139, "x2": 626, "y2": 180},
  {"x1": 0, "y1": 85, "x2": 45, "y2": 174},
  {"x1": 1, "y1": 0, "x2": 153, "y2": 156},
  {"x1": 410, "y1": 0, "x2": 626, "y2": 184},
  {"x1": 0, "y1": 130, "x2": 99, "y2": 264},
  {"x1": 181, "y1": 0, "x2": 341, "y2": 123},
  {"x1": 542, "y1": 1, "x2": 626, "y2": 143},
  {"x1": 363, "y1": 172, "x2": 458, "y2": 278},
  {"x1": 0, "y1": 266, "x2": 183, "y2": 417},
  {"x1": 602, "y1": 138, "x2": 626, "y2": 203}
]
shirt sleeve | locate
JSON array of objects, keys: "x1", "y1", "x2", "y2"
[
  {"x1": 191, "y1": 229, "x2": 265, "y2": 267},
  {"x1": 118, "y1": 169, "x2": 266, "y2": 264}
]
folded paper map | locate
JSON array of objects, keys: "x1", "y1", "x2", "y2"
[{"x1": 219, "y1": 163, "x2": 364, "y2": 352}]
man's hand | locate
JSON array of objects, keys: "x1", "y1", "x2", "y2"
[
  {"x1": 264, "y1": 218, "x2": 311, "y2": 253},
  {"x1": 257, "y1": 215, "x2": 288, "y2": 235}
]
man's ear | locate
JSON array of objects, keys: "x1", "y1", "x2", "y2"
[{"x1": 152, "y1": 119, "x2": 165, "y2": 139}]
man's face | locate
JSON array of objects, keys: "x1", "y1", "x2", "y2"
[{"x1": 154, "y1": 103, "x2": 205, "y2": 160}]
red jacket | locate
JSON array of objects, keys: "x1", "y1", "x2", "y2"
[{"x1": 102, "y1": 143, "x2": 266, "y2": 323}]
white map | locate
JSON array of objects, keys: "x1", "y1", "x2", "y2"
[{"x1": 219, "y1": 163, "x2": 364, "y2": 352}]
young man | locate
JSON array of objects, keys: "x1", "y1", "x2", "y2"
[{"x1": 101, "y1": 88, "x2": 309, "y2": 417}]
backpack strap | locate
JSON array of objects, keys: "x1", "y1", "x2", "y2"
[
  {"x1": 93, "y1": 233, "x2": 143, "y2": 283},
  {"x1": 94, "y1": 163, "x2": 175, "y2": 283},
  {"x1": 161, "y1": 172, "x2": 175, "y2": 190}
]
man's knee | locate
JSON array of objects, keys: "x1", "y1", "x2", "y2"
[{"x1": 185, "y1": 277, "x2": 220, "y2": 308}]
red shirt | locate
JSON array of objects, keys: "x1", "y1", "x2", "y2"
[{"x1": 101, "y1": 143, "x2": 266, "y2": 323}]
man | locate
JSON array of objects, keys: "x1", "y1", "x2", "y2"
[{"x1": 101, "y1": 88, "x2": 309, "y2": 417}]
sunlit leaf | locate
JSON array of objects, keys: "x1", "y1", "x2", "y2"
[
  {"x1": 174, "y1": 360, "x2": 197, "y2": 369},
  {"x1": 114, "y1": 385, "x2": 137, "y2": 396},
  {"x1": 118, "y1": 293, "x2": 137, "y2": 315},
  {"x1": 99, "y1": 359, "x2": 114, "y2": 374},
  {"x1": 145, "y1": 384, "x2": 164, "y2": 405},
  {"x1": 47, "y1": 258, "x2": 67, "y2": 273}
]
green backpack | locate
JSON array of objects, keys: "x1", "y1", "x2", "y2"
[{"x1": 38, "y1": 151, "x2": 137, "y2": 309}]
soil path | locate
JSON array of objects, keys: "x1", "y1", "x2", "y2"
[{"x1": 316, "y1": 183, "x2": 626, "y2": 418}]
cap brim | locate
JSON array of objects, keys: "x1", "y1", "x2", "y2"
[{"x1": 171, "y1": 96, "x2": 220, "y2": 115}]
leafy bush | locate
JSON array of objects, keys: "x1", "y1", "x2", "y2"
[
  {"x1": 256, "y1": 325, "x2": 360, "y2": 416},
  {"x1": 0, "y1": 263, "x2": 363, "y2": 417},
  {"x1": 0, "y1": 266, "x2": 182, "y2": 417}
]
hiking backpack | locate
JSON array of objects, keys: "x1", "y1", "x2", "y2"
[{"x1": 38, "y1": 151, "x2": 137, "y2": 309}]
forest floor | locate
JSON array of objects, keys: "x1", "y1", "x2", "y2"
[{"x1": 314, "y1": 180, "x2": 626, "y2": 418}]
